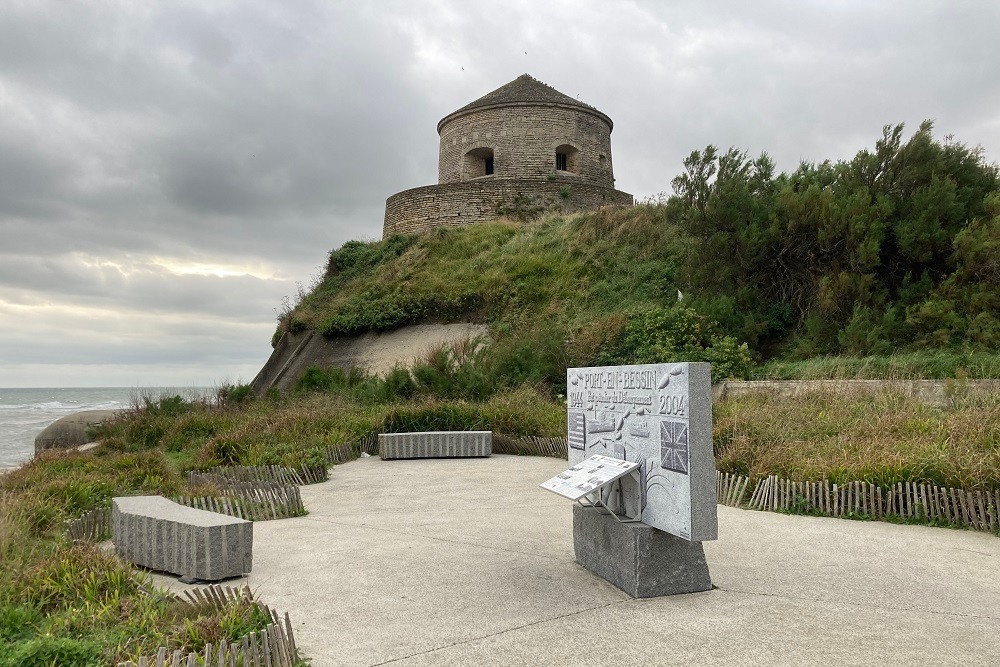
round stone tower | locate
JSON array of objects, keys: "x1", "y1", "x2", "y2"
[{"x1": 383, "y1": 74, "x2": 632, "y2": 238}]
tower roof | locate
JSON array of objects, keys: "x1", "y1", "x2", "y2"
[{"x1": 437, "y1": 74, "x2": 613, "y2": 133}]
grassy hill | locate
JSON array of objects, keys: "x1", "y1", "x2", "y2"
[
  {"x1": 276, "y1": 122, "x2": 1000, "y2": 390},
  {"x1": 2, "y1": 122, "x2": 998, "y2": 663}
]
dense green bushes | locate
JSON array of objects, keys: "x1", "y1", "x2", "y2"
[
  {"x1": 671, "y1": 122, "x2": 999, "y2": 357},
  {"x1": 595, "y1": 306, "x2": 753, "y2": 382}
]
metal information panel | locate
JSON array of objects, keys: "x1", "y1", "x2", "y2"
[
  {"x1": 539, "y1": 454, "x2": 640, "y2": 501},
  {"x1": 566, "y1": 362, "x2": 718, "y2": 542}
]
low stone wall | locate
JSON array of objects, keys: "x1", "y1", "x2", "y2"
[
  {"x1": 379, "y1": 431, "x2": 492, "y2": 459},
  {"x1": 383, "y1": 178, "x2": 632, "y2": 238},
  {"x1": 714, "y1": 379, "x2": 1000, "y2": 408},
  {"x1": 112, "y1": 496, "x2": 252, "y2": 581}
]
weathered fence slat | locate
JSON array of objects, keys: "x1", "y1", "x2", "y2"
[
  {"x1": 118, "y1": 587, "x2": 299, "y2": 667},
  {"x1": 66, "y1": 506, "x2": 112, "y2": 542},
  {"x1": 715, "y1": 470, "x2": 997, "y2": 533},
  {"x1": 491, "y1": 433, "x2": 569, "y2": 459}
]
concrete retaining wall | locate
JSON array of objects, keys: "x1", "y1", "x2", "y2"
[
  {"x1": 251, "y1": 323, "x2": 488, "y2": 394},
  {"x1": 112, "y1": 496, "x2": 252, "y2": 581},
  {"x1": 379, "y1": 431, "x2": 492, "y2": 459}
]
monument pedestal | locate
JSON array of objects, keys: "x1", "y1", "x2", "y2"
[{"x1": 573, "y1": 505, "x2": 712, "y2": 598}]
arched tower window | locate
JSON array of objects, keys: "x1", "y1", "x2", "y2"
[
  {"x1": 555, "y1": 144, "x2": 578, "y2": 173},
  {"x1": 463, "y1": 147, "x2": 495, "y2": 180}
]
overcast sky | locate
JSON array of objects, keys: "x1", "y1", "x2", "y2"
[{"x1": 1, "y1": 1, "x2": 997, "y2": 388}]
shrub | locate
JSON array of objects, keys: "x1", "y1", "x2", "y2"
[
  {"x1": 16, "y1": 544, "x2": 146, "y2": 614},
  {"x1": 597, "y1": 306, "x2": 753, "y2": 382},
  {"x1": 216, "y1": 383, "x2": 255, "y2": 406},
  {"x1": 0, "y1": 605, "x2": 42, "y2": 643},
  {"x1": 2, "y1": 637, "x2": 102, "y2": 667}
]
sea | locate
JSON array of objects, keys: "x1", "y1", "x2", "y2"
[{"x1": 0, "y1": 387, "x2": 210, "y2": 468}]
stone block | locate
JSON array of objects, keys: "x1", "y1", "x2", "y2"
[
  {"x1": 573, "y1": 504, "x2": 711, "y2": 598},
  {"x1": 379, "y1": 431, "x2": 492, "y2": 459},
  {"x1": 112, "y1": 496, "x2": 252, "y2": 582}
]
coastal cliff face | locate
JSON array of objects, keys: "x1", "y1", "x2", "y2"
[{"x1": 250, "y1": 323, "x2": 488, "y2": 393}]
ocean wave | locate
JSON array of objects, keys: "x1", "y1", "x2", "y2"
[{"x1": 0, "y1": 401, "x2": 125, "y2": 412}]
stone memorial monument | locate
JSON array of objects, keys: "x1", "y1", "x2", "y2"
[{"x1": 552, "y1": 362, "x2": 717, "y2": 597}]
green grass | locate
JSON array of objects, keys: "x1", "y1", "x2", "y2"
[
  {"x1": 285, "y1": 207, "x2": 997, "y2": 390},
  {"x1": 5, "y1": 203, "x2": 1000, "y2": 661},
  {"x1": 0, "y1": 438, "x2": 288, "y2": 664},
  {"x1": 289, "y1": 206, "x2": 688, "y2": 348},
  {"x1": 0, "y1": 385, "x2": 566, "y2": 664},
  {"x1": 753, "y1": 351, "x2": 1000, "y2": 380}
]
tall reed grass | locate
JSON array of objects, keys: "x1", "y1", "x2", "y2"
[{"x1": 714, "y1": 387, "x2": 1000, "y2": 489}]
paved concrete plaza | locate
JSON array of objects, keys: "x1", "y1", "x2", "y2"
[{"x1": 160, "y1": 455, "x2": 1000, "y2": 666}]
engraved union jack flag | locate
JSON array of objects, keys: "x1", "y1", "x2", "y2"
[{"x1": 659, "y1": 419, "x2": 689, "y2": 475}]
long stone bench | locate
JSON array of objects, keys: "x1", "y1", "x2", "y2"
[
  {"x1": 112, "y1": 496, "x2": 252, "y2": 582},
  {"x1": 379, "y1": 431, "x2": 492, "y2": 460}
]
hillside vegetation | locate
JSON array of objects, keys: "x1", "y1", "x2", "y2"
[
  {"x1": 3, "y1": 123, "x2": 998, "y2": 663},
  {"x1": 280, "y1": 122, "x2": 999, "y2": 389}
]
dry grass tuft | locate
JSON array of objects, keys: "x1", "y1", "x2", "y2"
[{"x1": 714, "y1": 387, "x2": 1000, "y2": 489}]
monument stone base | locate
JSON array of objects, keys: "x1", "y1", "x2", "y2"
[{"x1": 573, "y1": 504, "x2": 712, "y2": 598}]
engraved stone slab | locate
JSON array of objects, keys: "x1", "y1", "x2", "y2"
[
  {"x1": 378, "y1": 431, "x2": 492, "y2": 459},
  {"x1": 567, "y1": 362, "x2": 717, "y2": 542},
  {"x1": 112, "y1": 496, "x2": 252, "y2": 581}
]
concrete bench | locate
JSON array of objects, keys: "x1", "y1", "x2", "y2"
[
  {"x1": 379, "y1": 431, "x2": 492, "y2": 460},
  {"x1": 112, "y1": 496, "x2": 252, "y2": 582}
]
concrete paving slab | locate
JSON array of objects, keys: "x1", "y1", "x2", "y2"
[{"x1": 156, "y1": 455, "x2": 1000, "y2": 666}]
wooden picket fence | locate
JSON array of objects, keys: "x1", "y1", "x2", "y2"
[
  {"x1": 174, "y1": 483, "x2": 305, "y2": 521},
  {"x1": 358, "y1": 432, "x2": 379, "y2": 456},
  {"x1": 190, "y1": 464, "x2": 327, "y2": 487},
  {"x1": 717, "y1": 471, "x2": 1000, "y2": 531},
  {"x1": 493, "y1": 434, "x2": 568, "y2": 458},
  {"x1": 118, "y1": 586, "x2": 299, "y2": 667},
  {"x1": 716, "y1": 472, "x2": 751, "y2": 508},
  {"x1": 314, "y1": 434, "x2": 378, "y2": 466},
  {"x1": 323, "y1": 441, "x2": 357, "y2": 465},
  {"x1": 66, "y1": 506, "x2": 111, "y2": 542}
]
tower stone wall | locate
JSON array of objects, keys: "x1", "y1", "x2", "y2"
[
  {"x1": 437, "y1": 105, "x2": 615, "y2": 187},
  {"x1": 383, "y1": 74, "x2": 631, "y2": 239}
]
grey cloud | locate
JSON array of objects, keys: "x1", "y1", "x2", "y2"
[
  {"x1": 0, "y1": 0, "x2": 997, "y2": 386},
  {"x1": 0, "y1": 256, "x2": 291, "y2": 323}
]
